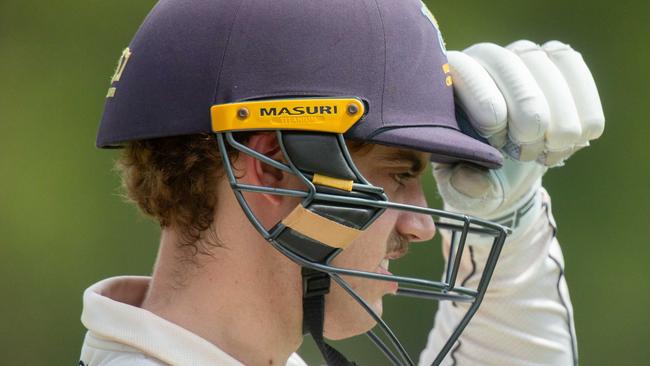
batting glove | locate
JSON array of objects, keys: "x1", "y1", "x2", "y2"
[{"x1": 434, "y1": 40, "x2": 605, "y2": 234}]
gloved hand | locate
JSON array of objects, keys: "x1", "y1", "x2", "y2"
[{"x1": 434, "y1": 40, "x2": 605, "y2": 233}]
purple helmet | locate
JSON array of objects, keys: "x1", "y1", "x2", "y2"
[
  {"x1": 97, "y1": 0, "x2": 501, "y2": 167},
  {"x1": 95, "y1": 1, "x2": 507, "y2": 365}
]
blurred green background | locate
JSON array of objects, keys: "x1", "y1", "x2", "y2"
[{"x1": 0, "y1": 0, "x2": 648, "y2": 364}]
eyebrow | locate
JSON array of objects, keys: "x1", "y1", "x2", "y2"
[{"x1": 377, "y1": 150, "x2": 427, "y2": 174}]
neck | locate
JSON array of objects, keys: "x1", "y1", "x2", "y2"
[{"x1": 142, "y1": 229, "x2": 303, "y2": 366}]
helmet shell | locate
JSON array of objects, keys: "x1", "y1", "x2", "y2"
[{"x1": 97, "y1": 0, "x2": 501, "y2": 167}]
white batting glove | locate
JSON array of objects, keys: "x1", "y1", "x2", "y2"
[{"x1": 434, "y1": 40, "x2": 605, "y2": 233}]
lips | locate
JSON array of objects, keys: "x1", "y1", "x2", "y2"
[
  {"x1": 376, "y1": 259, "x2": 398, "y2": 294},
  {"x1": 377, "y1": 258, "x2": 391, "y2": 275}
]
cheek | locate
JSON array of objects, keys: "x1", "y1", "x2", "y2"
[
  {"x1": 322, "y1": 212, "x2": 399, "y2": 338},
  {"x1": 332, "y1": 210, "x2": 398, "y2": 270}
]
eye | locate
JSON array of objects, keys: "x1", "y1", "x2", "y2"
[{"x1": 391, "y1": 171, "x2": 417, "y2": 187}]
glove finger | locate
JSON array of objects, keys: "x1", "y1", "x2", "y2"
[
  {"x1": 464, "y1": 43, "x2": 549, "y2": 161},
  {"x1": 448, "y1": 51, "x2": 508, "y2": 147},
  {"x1": 508, "y1": 40, "x2": 582, "y2": 166},
  {"x1": 542, "y1": 149, "x2": 573, "y2": 167},
  {"x1": 543, "y1": 41, "x2": 605, "y2": 144},
  {"x1": 432, "y1": 162, "x2": 502, "y2": 216}
]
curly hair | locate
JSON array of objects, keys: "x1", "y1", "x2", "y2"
[{"x1": 115, "y1": 134, "x2": 238, "y2": 256}]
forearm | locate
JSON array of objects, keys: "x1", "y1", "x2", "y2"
[{"x1": 419, "y1": 188, "x2": 577, "y2": 366}]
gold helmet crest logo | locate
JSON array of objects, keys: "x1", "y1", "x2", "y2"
[{"x1": 106, "y1": 47, "x2": 132, "y2": 98}]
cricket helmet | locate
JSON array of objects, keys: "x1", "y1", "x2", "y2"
[{"x1": 96, "y1": 0, "x2": 508, "y2": 365}]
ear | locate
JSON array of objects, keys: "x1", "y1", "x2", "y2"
[{"x1": 238, "y1": 132, "x2": 285, "y2": 205}]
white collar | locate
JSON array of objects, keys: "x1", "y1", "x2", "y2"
[{"x1": 81, "y1": 276, "x2": 245, "y2": 366}]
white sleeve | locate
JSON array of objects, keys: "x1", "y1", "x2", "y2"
[{"x1": 419, "y1": 188, "x2": 578, "y2": 366}]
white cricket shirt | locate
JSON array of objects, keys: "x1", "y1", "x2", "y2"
[{"x1": 79, "y1": 276, "x2": 307, "y2": 366}]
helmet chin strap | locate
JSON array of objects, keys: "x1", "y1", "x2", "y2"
[{"x1": 302, "y1": 267, "x2": 357, "y2": 366}]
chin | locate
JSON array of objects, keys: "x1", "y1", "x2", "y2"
[
  {"x1": 324, "y1": 319, "x2": 378, "y2": 341},
  {"x1": 323, "y1": 297, "x2": 383, "y2": 340}
]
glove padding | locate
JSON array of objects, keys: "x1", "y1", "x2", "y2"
[{"x1": 434, "y1": 40, "x2": 605, "y2": 226}]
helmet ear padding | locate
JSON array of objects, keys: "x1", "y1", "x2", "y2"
[
  {"x1": 272, "y1": 131, "x2": 386, "y2": 263},
  {"x1": 274, "y1": 228, "x2": 337, "y2": 263},
  {"x1": 282, "y1": 133, "x2": 357, "y2": 181}
]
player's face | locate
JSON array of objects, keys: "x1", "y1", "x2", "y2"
[{"x1": 323, "y1": 145, "x2": 436, "y2": 340}]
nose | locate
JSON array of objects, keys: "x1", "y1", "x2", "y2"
[{"x1": 395, "y1": 184, "x2": 436, "y2": 243}]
